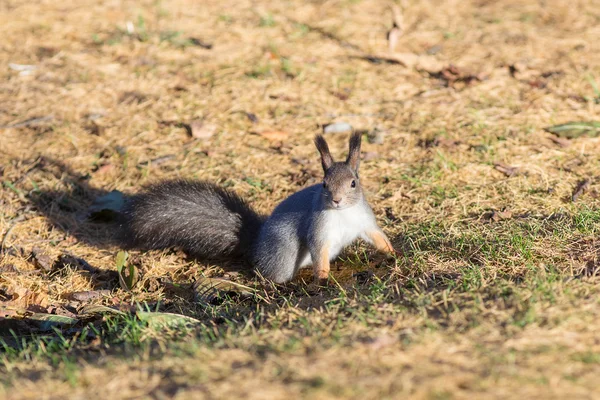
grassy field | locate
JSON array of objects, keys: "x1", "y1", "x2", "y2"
[{"x1": 1, "y1": 0, "x2": 600, "y2": 398}]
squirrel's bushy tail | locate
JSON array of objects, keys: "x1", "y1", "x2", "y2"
[{"x1": 119, "y1": 180, "x2": 265, "y2": 259}]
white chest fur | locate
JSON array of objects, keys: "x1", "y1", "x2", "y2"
[{"x1": 322, "y1": 204, "x2": 375, "y2": 260}]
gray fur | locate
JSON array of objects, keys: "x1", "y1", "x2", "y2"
[{"x1": 120, "y1": 180, "x2": 265, "y2": 259}]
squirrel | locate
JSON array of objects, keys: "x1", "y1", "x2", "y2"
[{"x1": 119, "y1": 132, "x2": 397, "y2": 283}]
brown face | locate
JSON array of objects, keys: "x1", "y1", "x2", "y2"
[{"x1": 322, "y1": 163, "x2": 362, "y2": 209}]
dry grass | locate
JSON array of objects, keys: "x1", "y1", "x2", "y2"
[{"x1": 1, "y1": 0, "x2": 600, "y2": 398}]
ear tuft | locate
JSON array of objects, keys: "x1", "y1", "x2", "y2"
[
  {"x1": 314, "y1": 135, "x2": 334, "y2": 172},
  {"x1": 346, "y1": 131, "x2": 361, "y2": 172}
]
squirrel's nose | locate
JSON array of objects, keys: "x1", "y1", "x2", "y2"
[{"x1": 332, "y1": 197, "x2": 342, "y2": 205}]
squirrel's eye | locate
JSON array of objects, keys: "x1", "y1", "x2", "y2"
[
  {"x1": 351, "y1": 180, "x2": 356, "y2": 188},
  {"x1": 323, "y1": 182, "x2": 327, "y2": 188}
]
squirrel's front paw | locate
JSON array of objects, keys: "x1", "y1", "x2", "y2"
[{"x1": 316, "y1": 277, "x2": 329, "y2": 286}]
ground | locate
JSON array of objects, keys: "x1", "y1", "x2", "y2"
[{"x1": 1, "y1": 0, "x2": 600, "y2": 398}]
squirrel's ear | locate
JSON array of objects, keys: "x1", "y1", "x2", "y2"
[
  {"x1": 314, "y1": 135, "x2": 334, "y2": 172},
  {"x1": 346, "y1": 131, "x2": 361, "y2": 172}
]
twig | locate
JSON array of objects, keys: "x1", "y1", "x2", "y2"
[
  {"x1": 572, "y1": 178, "x2": 591, "y2": 202},
  {"x1": 0, "y1": 116, "x2": 53, "y2": 129}
]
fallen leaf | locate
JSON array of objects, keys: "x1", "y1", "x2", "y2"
[
  {"x1": 2, "y1": 284, "x2": 49, "y2": 308},
  {"x1": 187, "y1": 37, "x2": 213, "y2": 49},
  {"x1": 362, "y1": 152, "x2": 380, "y2": 162},
  {"x1": 87, "y1": 190, "x2": 125, "y2": 221},
  {"x1": 119, "y1": 91, "x2": 147, "y2": 105},
  {"x1": 137, "y1": 155, "x2": 176, "y2": 169},
  {"x1": 494, "y1": 163, "x2": 518, "y2": 177},
  {"x1": 544, "y1": 121, "x2": 600, "y2": 139},
  {"x1": 28, "y1": 313, "x2": 78, "y2": 331},
  {"x1": 548, "y1": 136, "x2": 570, "y2": 148},
  {"x1": 188, "y1": 120, "x2": 217, "y2": 140},
  {"x1": 68, "y1": 290, "x2": 111, "y2": 302},
  {"x1": 323, "y1": 122, "x2": 353, "y2": 134},
  {"x1": 80, "y1": 304, "x2": 126, "y2": 316},
  {"x1": 258, "y1": 130, "x2": 289, "y2": 141},
  {"x1": 137, "y1": 311, "x2": 201, "y2": 329},
  {"x1": 528, "y1": 79, "x2": 547, "y2": 89},
  {"x1": 572, "y1": 178, "x2": 591, "y2": 202},
  {"x1": 31, "y1": 247, "x2": 54, "y2": 272},
  {"x1": 428, "y1": 64, "x2": 484, "y2": 88},
  {"x1": 36, "y1": 46, "x2": 58, "y2": 59},
  {"x1": 0, "y1": 305, "x2": 26, "y2": 318},
  {"x1": 330, "y1": 89, "x2": 352, "y2": 101},
  {"x1": 94, "y1": 164, "x2": 114, "y2": 174},
  {"x1": 483, "y1": 209, "x2": 513, "y2": 222},
  {"x1": 246, "y1": 112, "x2": 259, "y2": 124}
]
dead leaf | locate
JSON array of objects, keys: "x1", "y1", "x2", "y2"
[
  {"x1": 528, "y1": 79, "x2": 547, "y2": 89},
  {"x1": 188, "y1": 120, "x2": 217, "y2": 140},
  {"x1": 187, "y1": 37, "x2": 213, "y2": 49},
  {"x1": 544, "y1": 121, "x2": 600, "y2": 139},
  {"x1": 0, "y1": 305, "x2": 26, "y2": 318},
  {"x1": 28, "y1": 313, "x2": 78, "y2": 331},
  {"x1": 137, "y1": 155, "x2": 176, "y2": 169},
  {"x1": 484, "y1": 209, "x2": 513, "y2": 222},
  {"x1": 246, "y1": 113, "x2": 258, "y2": 124},
  {"x1": 330, "y1": 89, "x2": 352, "y2": 101},
  {"x1": 2, "y1": 284, "x2": 49, "y2": 309},
  {"x1": 362, "y1": 151, "x2": 380, "y2": 162},
  {"x1": 548, "y1": 136, "x2": 570, "y2": 148},
  {"x1": 68, "y1": 290, "x2": 111, "y2": 302},
  {"x1": 80, "y1": 304, "x2": 126, "y2": 316},
  {"x1": 323, "y1": 123, "x2": 353, "y2": 134},
  {"x1": 258, "y1": 130, "x2": 289, "y2": 141},
  {"x1": 94, "y1": 164, "x2": 114, "y2": 175},
  {"x1": 572, "y1": 178, "x2": 591, "y2": 202},
  {"x1": 119, "y1": 91, "x2": 147, "y2": 105},
  {"x1": 494, "y1": 163, "x2": 518, "y2": 177},
  {"x1": 137, "y1": 311, "x2": 201, "y2": 329},
  {"x1": 31, "y1": 247, "x2": 54, "y2": 272},
  {"x1": 429, "y1": 64, "x2": 484, "y2": 88}
]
